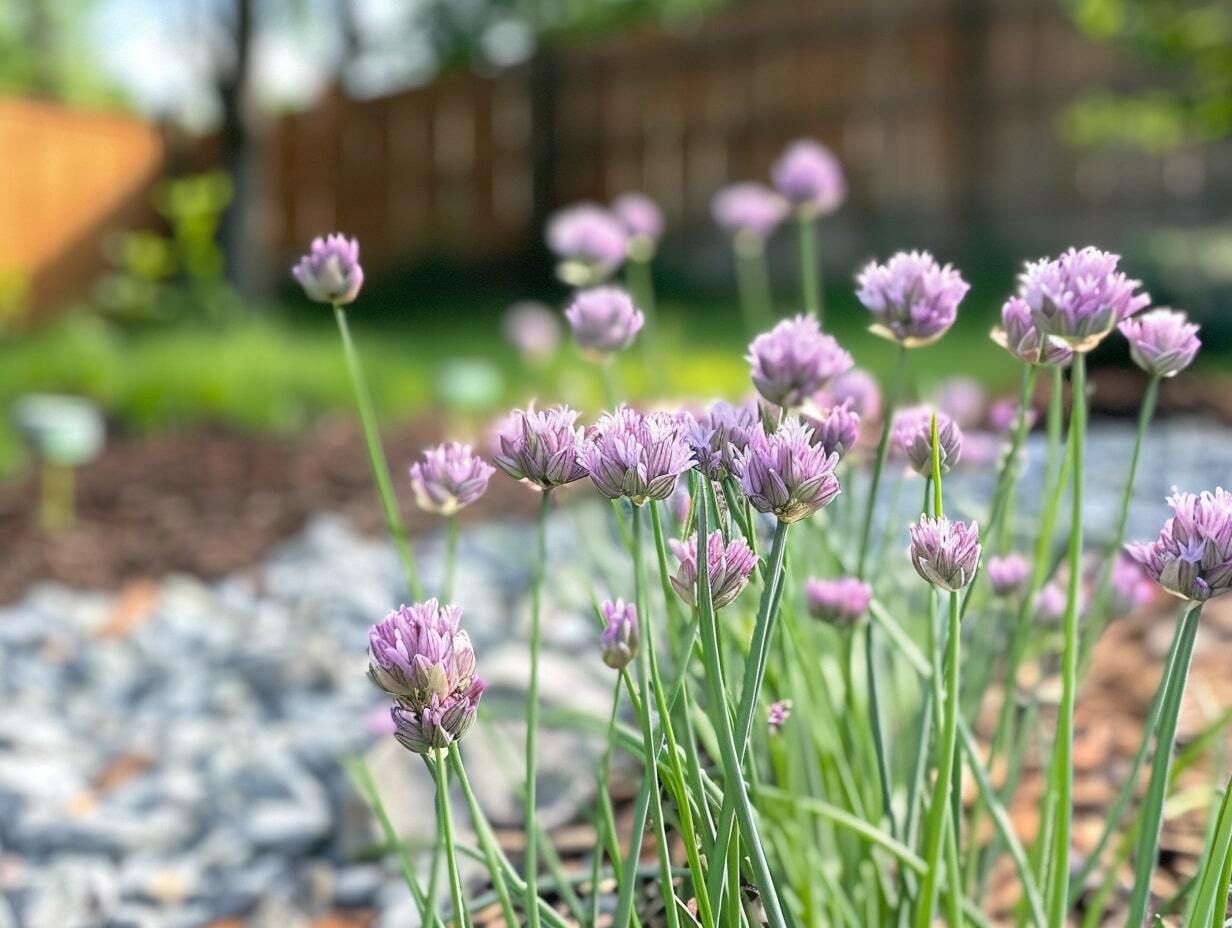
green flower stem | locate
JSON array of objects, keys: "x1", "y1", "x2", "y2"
[
  {"x1": 915, "y1": 588, "x2": 962, "y2": 928},
  {"x1": 445, "y1": 748, "x2": 517, "y2": 926},
  {"x1": 523, "y1": 490, "x2": 552, "y2": 928},
  {"x1": 346, "y1": 756, "x2": 440, "y2": 928},
  {"x1": 39, "y1": 461, "x2": 75, "y2": 534},
  {"x1": 1080, "y1": 373, "x2": 1160, "y2": 664},
  {"x1": 1068, "y1": 608, "x2": 1185, "y2": 905},
  {"x1": 856, "y1": 346, "x2": 909, "y2": 836},
  {"x1": 1188, "y1": 775, "x2": 1232, "y2": 927},
  {"x1": 1126, "y1": 600, "x2": 1205, "y2": 926},
  {"x1": 434, "y1": 748, "x2": 471, "y2": 928},
  {"x1": 442, "y1": 515, "x2": 459, "y2": 602},
  {"x1": 612, "y1": 757, "x2": 655, "y2": 928},
  {"x1": 1045, "y1": 351, "x2": 1088, "y2": 926},
  {"x1": 693, "y1": 491, "x2": 790, "y2": 928},
  {"x1": 992, "y1": 364, "x2": 1039, "y2": 554},
  {"x1": 626, "y1": 256, "x2": 666, "y2": 393},
  {"x1": 943, "y1": 808, "x2": 965, "y2": 928},
  {"x1": 704, "y1": 517, "x2": 793, "y2": 909},
  {"x1": 645, "y1": 502, "x2": 715, "y2": 927},
  {"x1": 332, "y1": 304, "x2": 422, "y2": 599},
  {"x1": 599, "y1": 358, "x2": 621, "y2": 409},
  {"x1": 797, "y1": 214, "x2": 823, "y2": 321},
  {"x1": 615, "y1": 504, "x2": 681, "y2": 928},
  {"x1": 735, "y1": 239, "x2": 774, "y2": 335},
  {"x1": 448, "y1": 752, "x2": 576, "y2": 928},
  {"x1": 866, "y1": 600, "x2": 1047, "y2": 927},
  {"x1": 649, "y1": 501, "x2": 686, "y2": 661}
]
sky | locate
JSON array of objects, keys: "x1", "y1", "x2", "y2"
[{"x1": 89, "y1": 0, "x2": 533, "y2": 130}]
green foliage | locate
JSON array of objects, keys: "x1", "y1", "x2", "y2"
[{"x1": 1063, "y1": 0, "x2": 1232, "y2": 149}]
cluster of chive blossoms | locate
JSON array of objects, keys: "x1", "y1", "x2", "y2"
[
  {"x1": 1127, "y1": 488, "x2": 1232, "y2": 602},
  {"x1": 409, "y1": 442, "x2": 495, "y2": 516},
  {"x1": 292, "y1": 234, "x2": 364, "y2": 305},
  {"x1": 670, "y1": 531, "x2": 758, "y2": 610},
  {"x1": 747, "y1": 314, "x2": 853, "y2": 409},
  {"x1": 367, "y1": 600, "x2": 484, "y2": 755},
  {"x1": 857, "y1": 250, "x2": 970, "y2": 348}
]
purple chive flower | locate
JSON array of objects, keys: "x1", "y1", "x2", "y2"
[
  {"x1": 734, "y1": 417, "x2": 841, "y2": 524},
  {"x1": 292, "y1": 233, "x2": 364, "y2": 305},
  {"x1": 711, "y1": 182, "x2": 790, "y2": 243},
  {"x1": 1111, "y1": 552, "x2": 1154, "y2": 613},
  {"x1": 987, "y1": 397, "x2": 1037, "y2": 434},
  {"x1": 600, "y1": 598, "x2": 639, "y2": 670},
  {"x1": 1036, "y1": 582, "x2": 1069, "y2": 622},
  {"x1": 857, "y1": 250, "x2": 970, "y2": 348},
  {"x1": 390, "y1": 683, "x2": 484, "y2": 755},
  {"x1": 991, "y1": 297, "x2": 1074, "y2": 367},
  {"x1": 747, "y1": 315, "x2": 853, "y2": 409},
  {"x1": 935, "y1": 377, "x2": 986, "y2": 429},
  {"x1": 1118, "y1": 308, "x2": 1201, "y2": 379},
  {"x1": 685, "y1": 400, "x2": 760, "y2": 481},
  {"x1": 1126, "y1": 487, "x2": 1232, "y2": 602},
  {"x1": 611, "y1": 192, "x2": 665, "y2": 257},
  {"x1": 908, "y1": 515, "x2": 982, "y2": 592},
  {"x1": 892, "y1": 409, "x2": 963, "y2": 476},
  {"x1": 1018, "y1": 247, "x2": 1151, "y2": 352},
  {"x1": 767, "y1": 699, "x2": 793, "y2": 733},
  {"x1": 824, "y1": 368, "x2": 882, "y2": 422},
  {"x1": 771, "y1": 140, "x2": 845, "y2": 216},
  {"x1": 805, "y1": 577, "x2": 872, "y2": 626},
  {"x1": 565, "y1": 286, "x2": 645, "y2": 359},
  {"x1": 802, "y1": 401, "x2": 861, "y2": 459},
  {"x1": 493, "y1": 405, "x2": 589, "y2": 490},
  {"x1": 368, "y1": 599, "x2": 478, "y2": 700},
  {"x1": 409, "y1": 442, "x2": 495, "y2": 516},
  {"x1": 502, "y1": 301, "x2": 560, "y2": 362},
  {"x1": 580, "y1": 406, "x2": 695, "y2": 505},
  {"x1": 546, "y1": 204, "x2": 629, "y2": 286},
  {"x1": 669, "y1": 530, "x2": 758, "y2": 610},
  {"x1": 368, "y1": 600, "x2": 484, "y2": 754},
  {"x1": 986, "y1": 554, "x2": 1030, "y2": 597}
]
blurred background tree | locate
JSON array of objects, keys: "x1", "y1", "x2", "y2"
[{"x1": 1062, "y1": 0, "x2": 1231, "y2": 151}]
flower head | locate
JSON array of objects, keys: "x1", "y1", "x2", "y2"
[
  {"x1": 546, "y1": 204, "x2": 628, "y2": 286},
  {"x1": 987, "y1": 397, "x2": 1037, "y2": 434},
  {"x1": 685, "y1": 400, "x2": 760, "y2": 481},
  {"x1": 771, "y1": 140, "x2": 845, "y2": 216},
  {"x1": 409, "y1": 442, "x2": 495, "y2": 516},
  {"x1": 580, "y1": 406, "x2": 695, "y2": 505},
  {"x1": 391, "y1": 682, "x2": 484, "y2": 755},
  {"x1": 565, "y1": 286, "x2": 644, "y2": 359},
  {"x1": 892, "y1": 409, "x2": 963, "y2": 476},
  {"x1": 293, "y1": 234, "x2": 364, "y2": 305},
  {"x1": 802, "y1": 401, "x2": 861, "y2": 460},
  {"x1": 1126, "y1": 487, "x2": 1232, "y2": 602},
  {"x1": 503, "y1": 301, "x2": 560, "y2": 362},
  {"x1": 734, "y1": 417, "x2": 841, "y2": 524},
  {"x1": 805, "y1": 577, "x2": 872, "y2": 626},
  {"x1": 368, "y1": 600, "x2": 478, "y2": 701},
  {"x1": 747, "y1": 315, "x2": 853, "y2": 409},
  {"x1": 669, "y1": 530, "x2": 758, "y2": 610},
  {"x1": 600, "y1": 598, "x2": 639, "y2": 670},
  {"x1": 1111, "y1": 552, "x2": 1153, "y2": 613},
  {"x1": 935, "y1": 377, "x2": 985, "y2": 429},
  {"x1": 857, "y1": 251, "x2": 969, "y2": 348},
  {"x1": 611, "y1": 192, "x2": 664, "y2": 258},
  {"x1": 711, "y1": 182, "x2": 789, "y2": 244},
  {"x1": 986, "y1": 554, "x2": 1029, "y2": 597},
  {"x1": 493, "y1": 405, "x2": 589, "y2": 490},
  {"x1": 1036, "y1": 582, "x2": 1069, "y2": 622},
  {"x1": 767, "y1": 699, "x2": 793, "y2": 733},
  {"x1": 909, "y1": 515, "x2": 982, "y2": 592},
  {"x1": 1118, "y1": 308, "x2": 1200, "y2": 379},
  {"x1": 1019, "y1": 247, "x2": 1150, "y2": 351},
  {"x1": 991, "y1": 297, "x2": 1074, "y2": 366},
  {"x1": 823, "y1": 368, "x2": 882, "y2": 421}
]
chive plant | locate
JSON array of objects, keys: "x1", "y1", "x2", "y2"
[{"x1": 295, "y1": 147, "x2": 1223, "y2": 926}]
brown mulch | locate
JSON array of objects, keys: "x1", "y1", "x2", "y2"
[{"x1": 0, "y1": 416, "x2": 539, "y2": 604}]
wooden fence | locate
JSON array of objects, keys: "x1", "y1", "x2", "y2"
[
  {"x1": 267, "y1": 0, "x2": 1230, "y2": 278},
  {"x1": 0, "y1": 98, "x2": 164, "y2": 316}
]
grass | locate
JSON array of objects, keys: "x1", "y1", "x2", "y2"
[{"x1": 0, "y1": 275, "x2": 1220, "y2": 474}]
